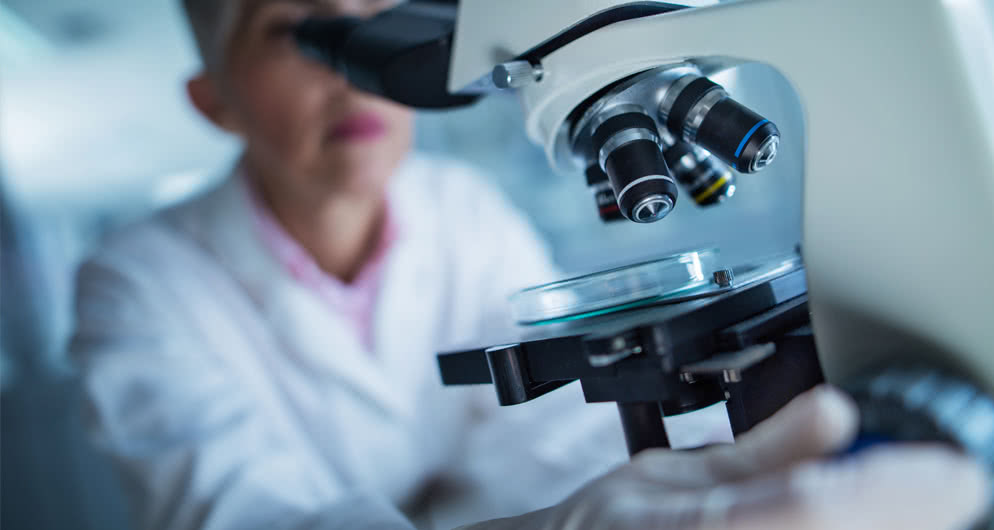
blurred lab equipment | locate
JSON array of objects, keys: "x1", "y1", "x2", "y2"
[{"x1": 1, "y1": 2, "x2": 233, "y2": 529}]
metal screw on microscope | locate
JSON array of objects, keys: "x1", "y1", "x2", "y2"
[
  {"x1": 492, "y1": 61, "x2": 544, "y2": 89},
  {"x1": 680, "y1": 372, "x2": 697, "y2": 384},
  {"x1": 723, "y1": 369, "x2": 742, "y2": 383},
  {"x1": 713, "y1": 269, "x2": 734, "y2": 287}
]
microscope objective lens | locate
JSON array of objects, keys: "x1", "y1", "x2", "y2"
[
  {"x1": 662, "y1": 140, "x2": 735, "y2": 206},
  {"x1": 661, "y1": 74, "x2": 780, "y2": 173},
  {"x1": 590, "y1": 108, "x2": 678, "y2": 223}
]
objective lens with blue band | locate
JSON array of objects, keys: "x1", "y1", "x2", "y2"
[
  {"x1": 735, "y1": 119, "x2": 769, "y2": 159},
  {"x1": 660, "y1": 74, "x2": 780, "y2": 174}
]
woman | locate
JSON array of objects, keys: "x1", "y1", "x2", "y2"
[{"x1": 70, "y1": 0, "x2": 988, "y2": 529}]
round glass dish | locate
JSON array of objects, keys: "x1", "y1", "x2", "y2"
[{"x1": 510, "y1": 249, "x2": 718, "y2": 325}]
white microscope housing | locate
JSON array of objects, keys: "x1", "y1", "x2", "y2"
[
  {"x1": 291, "y1": 0, "x2": 994, "y2": 486},
  {"x1": 448, "y1": 0, "x2": 994, "y2": 397}
]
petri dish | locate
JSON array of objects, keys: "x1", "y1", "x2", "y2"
[
  {"x1": 510, "y1": 249, "x2": 719, "y2": 325},
  {"x1": 510, "y1": 249, "x2": 804, "y2": 326}
]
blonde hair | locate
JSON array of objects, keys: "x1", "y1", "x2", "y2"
[{"x1": 181, "y1": 0, "x2": 244, "y2": 71}]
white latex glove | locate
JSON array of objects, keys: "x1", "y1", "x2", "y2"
[{"x1": 460, "y1": 386, "x2": 991, "y2": 530}]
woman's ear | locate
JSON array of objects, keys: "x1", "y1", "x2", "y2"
[{"x1": 187, "y1": 72, "x2": 241, "y2": 134}]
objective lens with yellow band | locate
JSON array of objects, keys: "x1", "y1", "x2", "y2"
[{"x1": 662, "y1": 138, "x2": 735, "y2": 207}]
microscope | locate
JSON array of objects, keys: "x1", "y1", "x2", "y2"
[{"x1": 296, "y1": 0, "x2": 994, "y2": 488}]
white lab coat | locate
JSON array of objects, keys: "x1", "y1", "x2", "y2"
[{"x1": 70, "y1": 155, "x2": 630, "y2": 530}]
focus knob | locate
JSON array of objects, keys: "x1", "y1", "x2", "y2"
[
  {"x1": 846, "y1": 366, "x2": 994, "y2": 485},
  {"x1": 492, "y1": 61, "x2": 544, "y2": 89}
]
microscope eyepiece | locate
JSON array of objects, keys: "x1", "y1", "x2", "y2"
[
  {"x1": 590, "y1": 107, "x2": 678, "y2": 223},
  {"x1": 294, "y1": 16, "x2": 363, "y2": 72},
  {"x1": 660, "y1": 74, "x2": 780, "y2": 173},
  {"x1": 293, "y1": 5, "x2": 478, "y2": 109}
]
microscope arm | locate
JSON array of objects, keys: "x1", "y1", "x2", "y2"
[
  {"x1": 293, "y1": 1, "x2": 696, "y2": 108},
  {"x1": 294, "y1": 0, "x2": 994, "y2": 398},
  {"x1": 296, "y1": 0, "x2": 994, "y2": 387},
  {"x1": 492, "y1": 0, "x2": 994, "y2": 392}
]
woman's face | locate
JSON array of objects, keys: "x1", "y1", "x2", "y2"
[{"x1": 220, "y1": 0, "x2": 412, "y2": 201}]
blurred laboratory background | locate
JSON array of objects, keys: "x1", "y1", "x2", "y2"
[{"x1": 0, "y1": 1, "x2": 803, "y2": 528}]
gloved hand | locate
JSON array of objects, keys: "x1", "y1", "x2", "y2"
[{"x1": 460, "y1": 386, "x2": 991, "y2": 530}]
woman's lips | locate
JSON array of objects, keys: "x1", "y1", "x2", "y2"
[{"x1": 329, "y1": 112, "x2": 388, "y2": 142}]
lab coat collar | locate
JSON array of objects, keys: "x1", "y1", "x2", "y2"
[{"x1": 167, "y1": 161, "x2": 422, "y2": 420}]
